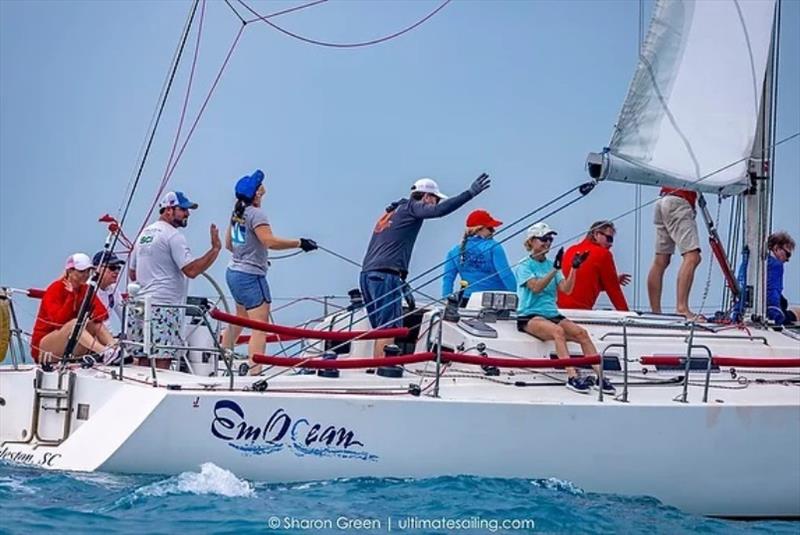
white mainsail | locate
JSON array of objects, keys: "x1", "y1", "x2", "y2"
[{"x1": 588, "y1": 0, "x2": 776, "y2": 195}]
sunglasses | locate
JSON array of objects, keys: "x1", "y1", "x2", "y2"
[
  {"x1": 598, "y1": 232, "x2": 615, "y2": 244},
  {"x1": 782, "y1": 247, "x2": 792, "y2": 260},
  {"x1": 536, "y1": 236, "x2": 554, "y2": 243},
  {"x1": 106, "y1": 265, "x2": 122, "y2": 272}
]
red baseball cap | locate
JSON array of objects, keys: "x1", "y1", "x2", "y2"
[{"x1": 466, "y1": 209, "x2": 502, "y2": 228}]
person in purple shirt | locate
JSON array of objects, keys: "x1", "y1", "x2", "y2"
[
  {"x1": 766, "y1": 231, "x2": 798, "y2": 325},
  {"x1": 360, "y1": 174, "x2": 490, "y2": 357}
]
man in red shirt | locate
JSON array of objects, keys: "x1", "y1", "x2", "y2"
[
  {"x1": 558, "y1": 221, "x2": 630, "y2": 311},
  {"x1": 31, "y1": 253, "x2": 114, "y2": 363},
  {"x1": 647, "y1": 187, "x2": 702, "y2": 318}
]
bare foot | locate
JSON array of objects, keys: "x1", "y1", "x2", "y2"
[{"x1": 677, "y1": 310, "x2": 706, "y2": 322}]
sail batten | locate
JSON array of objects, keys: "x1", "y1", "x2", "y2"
[{"x1": 593, "y1": 0, "x2": 776, "y2": 194}]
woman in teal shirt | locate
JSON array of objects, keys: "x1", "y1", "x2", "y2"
[{"x1": 515, "y1": 222, "x2": 614, "y2": 394}]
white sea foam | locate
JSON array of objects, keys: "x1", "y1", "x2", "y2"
[
  {"x1": 532, "y1": 477, "x2": 585, "y2": 495},
  {"x1": 137, "y1": 462, "x2": 254, "y2": 498},
  {"x1": 0, "y1": 476, "x2": 35, "y2": 495}
]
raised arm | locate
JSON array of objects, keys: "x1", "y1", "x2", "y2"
[
  {"x1": 181, "y1": 224, "x2": 222, "y2": 279},
  {"x1": 408, "y1": 174, "x2": 491, "y2": 220}
]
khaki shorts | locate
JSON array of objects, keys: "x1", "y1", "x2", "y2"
[{"x1": 653, "y1": 195, "x2": 700, "y2": 255}]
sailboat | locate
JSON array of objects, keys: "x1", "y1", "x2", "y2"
[{"x1": 1, "y1": 0, "x2": 798, "y2": 519}]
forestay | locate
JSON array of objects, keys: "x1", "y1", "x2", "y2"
[{"x1": 589, "y1": 0, "x2": 776, "y2": 195}]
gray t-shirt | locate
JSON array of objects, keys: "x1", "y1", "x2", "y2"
[
  {"x1": 130, "y1": 220, "x2": 194, "y2": 304},
  {"x1": 229, "y1": 205, "x2": 270, "y2": 275}
]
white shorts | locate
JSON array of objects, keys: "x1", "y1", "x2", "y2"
[{"x1": 653, "y1": 195, "x2": 700, "y2": 255}]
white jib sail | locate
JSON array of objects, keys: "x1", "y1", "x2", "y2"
[{"x1": 594, "y1": 0, "x2": 776, "y2": 195}]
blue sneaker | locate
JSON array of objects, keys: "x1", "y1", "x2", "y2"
[
  {"x1": 566, "y1": 375, "x2": 591, "y2": 394},
  {"x1": 594, "y1": 376, "x2": 616, "y2": 395}
]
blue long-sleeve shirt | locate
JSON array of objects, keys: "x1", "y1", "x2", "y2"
[
  {"x1": 442, "y1": 236, "x2": 516, "y2": 299},
  {"x1": 766, "y1": 254, "x2": 786, "y2": 322}
]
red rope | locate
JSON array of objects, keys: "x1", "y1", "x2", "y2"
[
  {"x1": 238, "y1": 0, "x2": 452, "y2": 48},
  {"x1": 210, "y1": 308, "x2": 409, "y2": 341},
  {"x1": 447, "y1": 353, "x2": 602, "y2": 369},
  {"x1": 641, "y1": 355, "x2": 800, "y2": 368},
  {"x1": 253, "y1": 352, "x2": 435, "y2": 368}
]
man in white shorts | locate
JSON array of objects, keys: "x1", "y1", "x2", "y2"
[
  {"x1": 647, "y1": 187, "x2": 702, "y2": 319},
  {"x1": 128, "y1": 191, "x2": 221, "y2": 368}
]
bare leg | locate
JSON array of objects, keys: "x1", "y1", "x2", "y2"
[
  {"x1": 38, "y1": 319, "x2": 110, "y2": 362},
  {"x1": 676, "y1": 249, "x2": 702, "y2": 317},
  {"x1": 647, "y1": 253, "x2": 671, "y2": 313},
  {"x1": 220, "y1": 304, "x2": 246, "y2": 350},
  {"x1": 560, "y1": 319, "x2": 603, "y2": 375},
  {"x1": 373, "y1": 338, "x2": 391, "y2": 359},
  {"x1": 524, "y1": 318, "x2": 577, "y2": 378},
  {"x1": 246, "y1": 302, "x2": 270, "y2": 375}
]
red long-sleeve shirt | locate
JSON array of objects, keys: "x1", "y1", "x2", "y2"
[
  {"x1": 31, "y1": 279, "x2": 109, "y2": 360},
  {"x1": 557, "y1": 238, "x2": 629, "y2": 311}
]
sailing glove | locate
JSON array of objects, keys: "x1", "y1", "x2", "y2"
[
  {"x1": 553, "y1": 247, "x2": 565, "y2": 270},
  {"x1": 469, "y1": 173, "x2": 491, "y2": 197},
  {"x1": 299, "y1": 238, "x2": 318, "y2": 252},
  {"x1": 572, "y1": 251, "x2": 590, "y2": 269}
]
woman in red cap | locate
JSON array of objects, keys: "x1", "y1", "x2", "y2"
[
  {"x1": 221, "y1": 169, "x2": 318, "y2": 375},
  {"x1": 31, "y1": 253, "x2": 115, "y2": 363},
  {"x1": 442, "y1": 209, "x2": 516, "y2": 305}
]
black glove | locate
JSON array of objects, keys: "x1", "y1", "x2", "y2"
[
  {"x1": 299, "y1": 238, "x2": 318, "y2": 252},
  {"x1": 468, "y1": 173, "x2": 491, "y2": 197},
  {"x1": 572, "y1": 251, "x2": 590, "y2": 269},
  {"x1": 553, "y1": 247, "x2": 564, "y2": 270}
]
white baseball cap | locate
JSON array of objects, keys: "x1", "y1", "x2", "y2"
[
  {"x1": 411, "y1": 178, "x2": 448, "y2": 200},
  {"x1": 65, "y1": 253, "x2": 93, "y2": 271},
  {"x1": 526, "y1": 222, "x2": 558, "y2": 240},
  {"x1": 158, "y1": 191, "x2": 198, "y2": 210}
]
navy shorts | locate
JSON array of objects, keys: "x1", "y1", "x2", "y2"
[
  {"x1": 226, "y1": 268, "x2": 272, "y2": 310},
  {"x1": 359, "y1": 270, "x2": 403, "y2": 329}
]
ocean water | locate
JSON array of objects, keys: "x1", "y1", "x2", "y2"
[{"x1": 0, "y1": 462, "x2": 796, "y2": 534}]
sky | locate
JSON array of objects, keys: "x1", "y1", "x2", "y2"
[{"x1": 1, "y1": 0, "x2": 798, "y2": 330}]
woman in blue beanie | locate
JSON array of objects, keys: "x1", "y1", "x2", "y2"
[{"x1": 222, "y1": 169, "x2": 318, "y2": 375}]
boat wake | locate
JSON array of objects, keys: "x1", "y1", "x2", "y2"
[{"x1": 135, "y1": 462, "x2": 255, "y2": 498}]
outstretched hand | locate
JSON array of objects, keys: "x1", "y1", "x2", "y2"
[
  {"x1": 619, "y1": 273, "x2": 632, "y2": 286},
  {"x1": 572, "y1": 251, "x2": 590, "y2": 269},
  {"x1": 469, "y1": 173, "x2": 491, "y2": 197},
  {"x1": 299, "y1": 238, "x2": 318, "y2": 252},
  {"x1": 553, "y1": 247, "x2": 565, "y2": 270},
  {"x1": 210, "y1": 224, "x2": 221, "y2": 251}
]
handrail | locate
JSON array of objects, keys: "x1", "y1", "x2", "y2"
[{"x1": 210, "y1": 308, "x2": 409, "y2": 341}]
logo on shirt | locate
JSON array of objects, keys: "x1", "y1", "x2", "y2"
[
  {"x1": 231, "y1": 223, "x2": 246, "y2": 246},
  {"x1": 373, "y1": 211, "x2": 395, "y2": 233},
  {"x1": 139, "y1": 235, "x2": 154, "y2": 245}
]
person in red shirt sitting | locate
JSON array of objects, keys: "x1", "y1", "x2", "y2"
[
  {"x1": 557, "y1": 221, "x2": 630, "y2": 311},
  {"x1": 31, "y1": 253, "x2": 114, "y2": 364},
  {"x1": 647, "y1": 187, "x2": 702, "y2": 318}
]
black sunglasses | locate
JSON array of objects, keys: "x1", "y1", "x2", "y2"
[
  {"x1": 536, "y1": 236, "x2": 554, "y2": 243},
  {"x1": 598, "y1": 232, "x2": 614, "y2": 244},
  {"x1": 782, "y1": 247, "x2": 792, "y2": 260}
]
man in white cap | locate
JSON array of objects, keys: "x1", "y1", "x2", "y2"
[
  {"x1": 360, "y1": 173, "x2": 490, "y2": 358},
  {"x1": 128, "y1": 191, "x2": 221, "y2": 368}
]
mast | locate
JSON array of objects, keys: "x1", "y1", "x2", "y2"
[{"x1": 743, "y1": 1, "x2": 779, "y2": 322}]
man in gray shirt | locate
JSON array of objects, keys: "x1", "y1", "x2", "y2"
[{"x1": 360, "y1": 173, "x2": 490, "y2": 357}]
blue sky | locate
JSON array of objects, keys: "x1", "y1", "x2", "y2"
[{"x1": 1, "y1": 0, "x2": 798, "y2": 328}]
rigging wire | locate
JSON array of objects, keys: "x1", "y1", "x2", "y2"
[
  {"x1": 223, "y1": 0, "x2": 247, "y2": 25},
  {"x1": 117, "y1": 0, "x2": 200, "y2": 230},
  {"x1": 768, "y1": 0, "x2": 781, "y2": 233},
  {"x1": 237, "y1": 0, "x2": 452, "y2": 48},
  {"x1": 633, "y1": 0, "x2": 644, "y2": 310}
]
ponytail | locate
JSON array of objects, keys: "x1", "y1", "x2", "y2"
[
  {"x1": 459, "y1": 226, "x2": 482, "y2": 264},
  {"x1": 230, "y1": 195, "x2": 250, "y2": 226}
]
